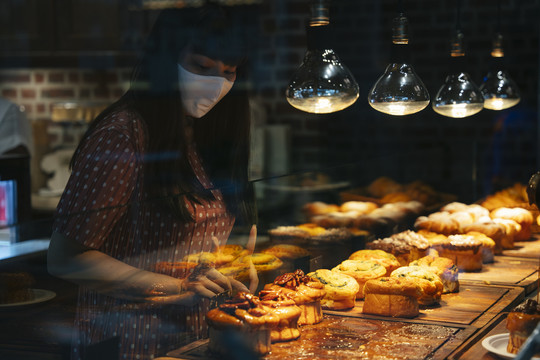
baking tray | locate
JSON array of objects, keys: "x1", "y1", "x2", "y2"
[{"x1": 167, "y1": 314, "x2": 475, "y2": 360}]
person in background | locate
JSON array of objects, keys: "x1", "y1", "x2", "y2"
[
  {"x1": 0, "y1": 97, "x2": 33, "y2": 157},
  {"x1": 47, "y1": 4, "x2": 259, "y2": 359}
]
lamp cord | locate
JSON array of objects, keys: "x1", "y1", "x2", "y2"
[{"x1": 455, "y1": 0, "x2": 462, "y2": 32}]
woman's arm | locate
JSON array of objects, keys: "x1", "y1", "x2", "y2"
[{"x1": 47, "y1": 231, "x2": 246, "y2": 306}]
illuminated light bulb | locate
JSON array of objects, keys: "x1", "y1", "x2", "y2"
[
  {"x1": 368, "y1": 13, "x2": 430, "y2": 116},
  {"x1": 432, "y1": 72, "x2": 484, "y2": 118},
  {"x1": 286, "y1": 38, "x2": 359, "y2": 114},
  {"x1": 479, "y1": 33, "x2": 521, "y2": 111},
  {"x1": 368, "y1": 63, "x2": 430, "y2": 116},
  {"x1": 285, "y1": 2, "x2": 359, "y2": 114},
  {"x1": 481, "y1": 70, "x2": 521, "y2": 110}
]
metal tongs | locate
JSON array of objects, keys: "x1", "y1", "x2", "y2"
[{"x1": 514, "y1": 323, "x2": 540, "y2": 360}]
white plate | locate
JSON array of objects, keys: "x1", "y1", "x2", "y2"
[
  {"x1": 482, "y1": 333, "x2": 540, "y2": 359},
  {"x1": 0, "y1": 289, "x2": 56, "y2": 308}
]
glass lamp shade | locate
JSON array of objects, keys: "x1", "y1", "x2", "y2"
[
  {"x1": 432, "y1": 72, "x2": 484, "y2": 118},
  {"x1": 285, "y1": 49, "x2": 359, "y2": 114},
  {"x1": 480, "y1": 70, "x2": 521, "y2": 110},
  {"x1": 368, "y1": 63, "x2": 430, "y2": 116}
]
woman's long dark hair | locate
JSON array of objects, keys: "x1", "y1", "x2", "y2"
[{"x1": 71, "y1": 4, "x2": 258, "y2": 226}]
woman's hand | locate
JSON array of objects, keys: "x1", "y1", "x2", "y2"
[{"x1": 146, "y1": 269, "x2": 248, "y2": 306}]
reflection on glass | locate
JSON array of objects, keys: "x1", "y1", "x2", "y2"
[
  {"x1": 368, "y1": 63, "x2": 430, "y2": 116},
  {"x1": 480, "y1": 70, "x2": 521, "y2": 110},
  {"x1": 432, "y1": 72, "x2": 484, "y2": 118},
  {"x1": 286, "y1": 49, "x2": 359, "y2": 114}
]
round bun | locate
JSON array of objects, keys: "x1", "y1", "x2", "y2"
[
  {"x1": 307, "y1": 269, "x2": 359, "y2": 310},
  {"x1": 491, "y1": 207, "x2": 533, "y2": 241},
  {"x1": 390, "y1": 266, "x2": 444, "y2": 306},
  {"x1": 261, "y1": 244, "x2": 310, "y2": 260},
  {"x1": 348, "y1": 249, "x2": 401, "y2": 276},
  {"x1": 362, "y1": 277, "x2": 423, "y2": 318},
  {"x1": 340, "y1": 201, "x2": 378, "y2": 214},
  {"x1": 439, "y1": 235, "x2": 483, "y2": 272},
  {"x1": 332, "y1": 259, "x2": 386, "y2": 299},
  {"x1": 409, "y1": 255, "x2": 459, "y2": 293}
]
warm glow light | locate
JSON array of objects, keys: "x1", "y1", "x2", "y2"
[
  {"x1": 286, "y1": 48, "x2": 359, "y2": 114},
  {"x1": 368, "y1": 63, "x2": 430, "y2": 116},
  {"x1": 483, "y1": 97, "x2": 520, "y2": 110},
  {"x1": 480, "y1": 70, "x2": 521, "y2": 111},
  {"x1": 432, "y1": 72, "x2": 484, "y2": 118},
  {"x1": 432, "y1": 103, "x2": 484, "y2": 118}
]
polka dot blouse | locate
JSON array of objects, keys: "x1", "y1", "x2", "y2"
[{"x1": 52, "y1": 108, "x2": 235, "y2": 360}]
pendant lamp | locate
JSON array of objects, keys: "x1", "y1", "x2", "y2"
[
  {"x1": 368, "y1": 3, "x2": 430, "y2": 116},
  {"x1": 432, "y1": 0, "x2": 484, "y2": 118},
  {"x1": 285, "y1": 0, "x2": 359, "y2": 114},
  {"x1": 479, "y1": 1, "x2": 521, "y2": 111}
]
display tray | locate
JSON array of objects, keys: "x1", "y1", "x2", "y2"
[
  {"x1": 325, "y1": 284, "x2": 524, "y2": 329},
  {"x1": 459, "y1": 256, "x2": 539, "y2": 294},
  {"x1": 502, "y1": 235, "x2": 540, "y2": 259},
  {"x1": 167, "y1": 314, "x2": 474, "y2": 360},
  {"x1": 448, "y1": 309, "x2": 540, "y2": 360}
]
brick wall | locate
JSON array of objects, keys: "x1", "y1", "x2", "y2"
[{"x1": 0, "y1": 68, "x2": 131, "y2": 192}]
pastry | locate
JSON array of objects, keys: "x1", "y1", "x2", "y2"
[
  {"x1": 217, "y1": 264, "x2": 251, "y2": 283},
  {"x1": 182, "y1": 251, "x2": 217, "y2": 265},
  {"x1": 461, "y1": 220, "x2": 506, "y2": 254},
  {"x1": 212, "y1": 244, "x2": 247, "y2": 266},
  {"x1": 259, "y1": 269, "x2": 326, "y2": 325},
  {"x1": 416, "y1": 229, "x2": 448, "y2": 254},
  {"x1": 440, "y1": 202, "x2": 490, "y2": 221},
  {"x1": 154, "y1": 261, "x2": 198, "y2": 278},
  {"x1": 0, "y1": 272, "x2": 35, "y2": 304},
  {"x1": 260, "y1": 297, "x2": 302, "y2": 343},
  {"x1": 232, "y1": 253, "x2": 283, "y2": 286},
  {"x1": 464, "y1": 231, "x2": 495, "y2": 263},
  {"x1": 339, "y1": 201, "x2": 378, "y2": 214},
  {"x1": 311, "y1": 211, "x2": 357, "y2": 228},
  {"x1": 261, "y1": 244, "x2": 310, "y2": 260},
  {"x1": 303, "y1": 201, "x2": 340, "y2": 217},
  {"x1": 438, "y1": 234, "x2": 483, "y2": 272},
  {"x1": 390, "y1": 266, "x2": 444, "y2": 306},
  {"x1": 409, "y1": 255, "x2": 459, "y2": 293},
  {"x1": 414, "y1": 211, "x2": 461, "y2": 235},
  {"x1": 490, "y1": 207, "x2": 534, "y2": 241},
  {"x1": 362, "y1": 277, "x2": 423, "y2": 318},
  {"x1": 491, "y1": 218, "x2": 520, "y2": 249},
  {"x1": 307, "y1": 269, "x2": 360, "y2": 310},
  {"x1": 367, "y1": 176, "x2": 403, "y2": 197},
  {"x1": 348, "y1": 249, "x2": 401, "y2": 276},
  {"x1": 206, "y1": 292, "x2": 277, "y2": 357},
  {"x1": 506, "y1": 298, "x2": 540, "y2": 355},
  {"x1": 332, "y1": 259, "x2": 387, "y2": 299},
  {"x1": 366, "y1": 230, "x2": 430, "y2": 266}
]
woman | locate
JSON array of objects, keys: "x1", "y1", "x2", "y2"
[{"x1": 47, "y1": 4, "x2": 258, "y2": 359}]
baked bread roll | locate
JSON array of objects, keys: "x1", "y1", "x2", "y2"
[
  {"x1": 217, "y1": 264, "x2": 251, "y2": 283},
  {"x1": 440, "y1": 202, "x2": 490, "y2": 221},
  {"x1": 332, "y1": 259, "x2": 387, "y2": 299},
  {"x1": 259, "y1": 269, "x2": 326, "y2": 325},
  {"x1": 464, "y1": 231, "x2": 495, "y2": 263},
  {"x1": 409, "y1": 255, "x2": 459, "y2": 293},
  {"x1": 506, "y1": 298, "x2": 540, "y2": 355},
  {"x1": 268, "y1": 224, "x2": 352, "y2": 245},
  {"x1": 303, "y1": 201, "x2": 340, "y2": 217},
  {"x1": 490, "y1": 207, "x2": 534, "y2": 241},
  {"x1": 367, "y1": 176, "x2": 403, "y2": 197},
  {"x1": 348, "y1": 249, "x2": 401, "y2": 276},
  {"x1": 415, "y1": 229, "x2": 448, "y2": 254},
  {"x1": 414, "y1": 211, "x2": 461, "y2": 235},
  {"x1": 438, "y1": 235, "x2": 483, "y2": 272},
  {"x1": 311, "y1": 211, "x2": 357, "y2": 228},
  {"x1": 390, "y1": 266, "x2": 444, "y2": 306},
  {"x1": 182, "y1": 251, "x2": 217, "y2": 265},
  {"x1": 491, "y1": 218, "x2": 520, "y2": 249},
  {"x1": 307, "y1": 269, "x2": 359, "y2": 310},
  {"x1": 339, "y1": 201, "x2": 378, "y2": 214},
  {"x1": 212, "y1": 244, "x2": 247, "y2": 266},
  {"x1": 461, "y1": 220, "x2": 505, "y2": 254},
  {"x1": 260, "y1": 297, "x2": 302, "y2": 343},
  {"x1": 362, "y1": 277, "x2": 423, "y2": 318},
  {"x1": 206, "y1": 292, "x2": 278, "y2": 356},
  {"x1": 366, "y1": 230, "x2": 430, "y2": 266},
  {"x1": 261, "y1": 244, "x2": 310, "y2": 260}
]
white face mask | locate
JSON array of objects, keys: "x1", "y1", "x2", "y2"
[{"x1": 177, "y1": 64, "x2": 234, "y2": 118}]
